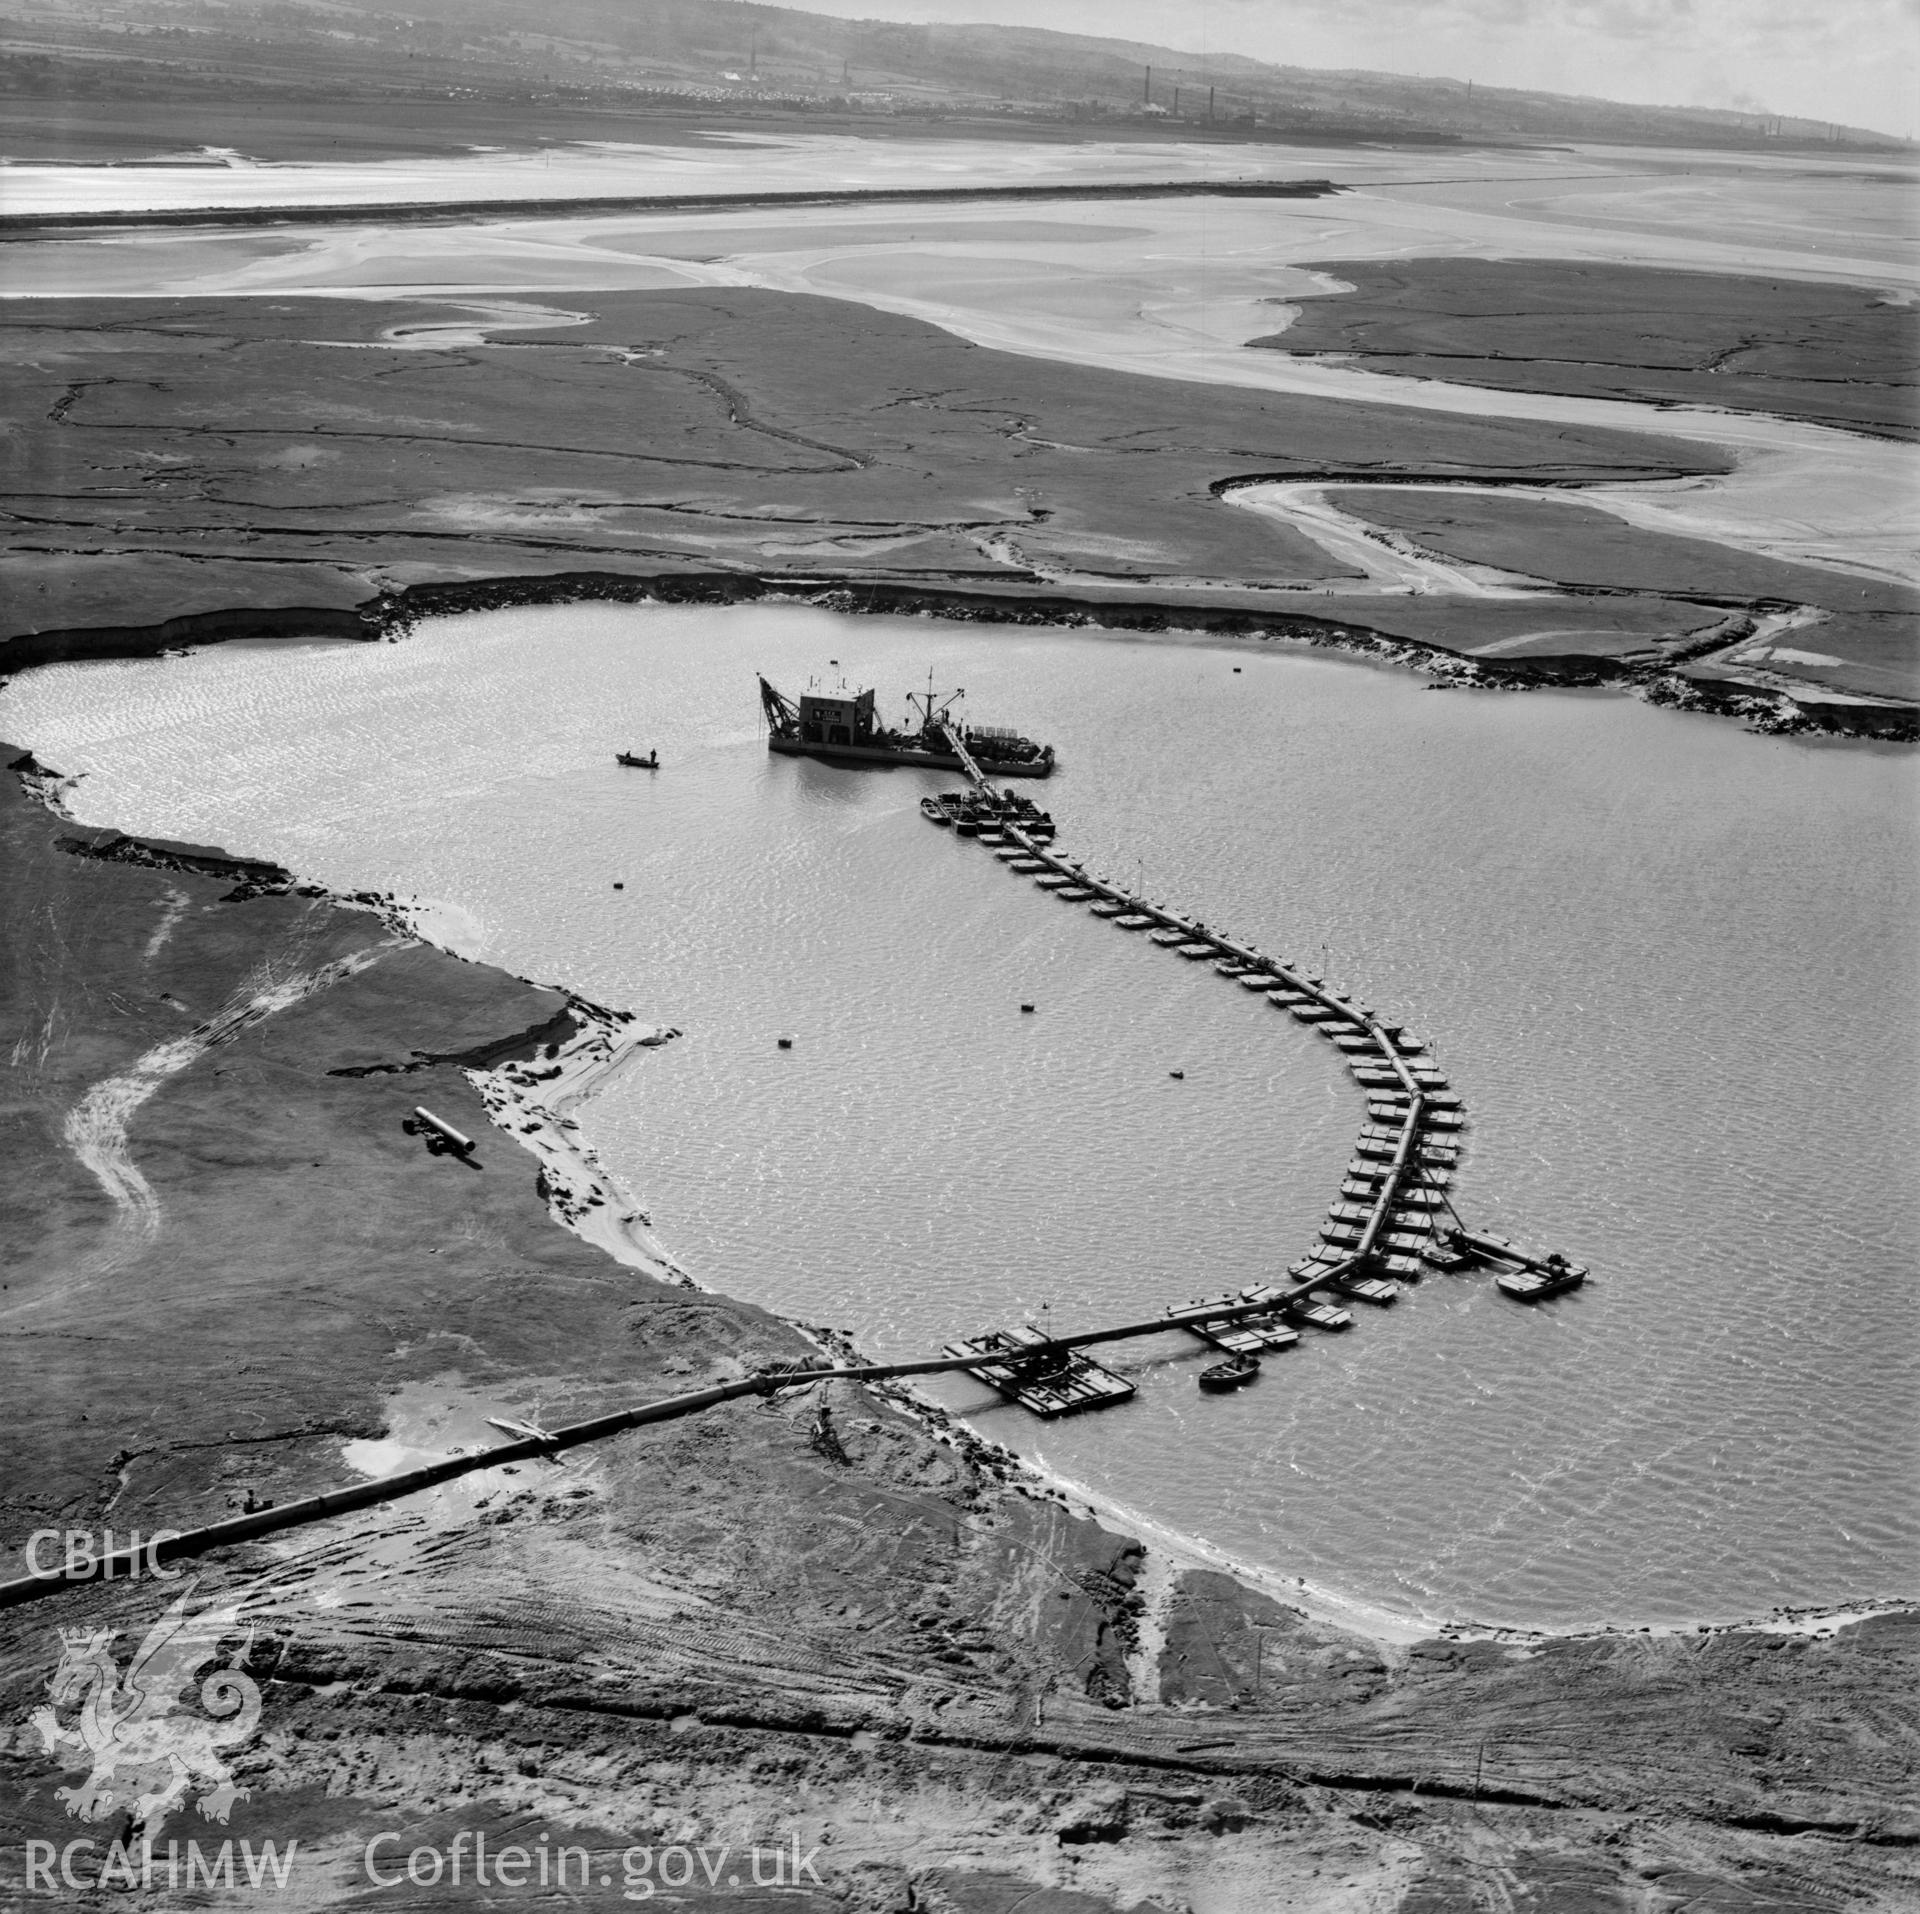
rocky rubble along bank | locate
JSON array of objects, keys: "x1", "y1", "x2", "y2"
[{"x1": 12, "y1": 563, "x2": 1913, "y2": 742}]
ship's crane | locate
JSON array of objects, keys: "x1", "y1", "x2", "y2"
[{"x1": 758, "y1": 674, "x2": 800, "y2": 734}]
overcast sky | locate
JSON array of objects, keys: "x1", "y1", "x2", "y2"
[{"x1": 807, "y1": 0, "x2": 1919, "y2": 137}]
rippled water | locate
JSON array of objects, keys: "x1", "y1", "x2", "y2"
[{"x1": 6, "y1": 603, "x2": 1915, "y2": 1631}]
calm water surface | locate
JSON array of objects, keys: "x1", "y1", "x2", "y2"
[{"x1": 7, "y1": 603, "x2": 1915, "y2": 1631}]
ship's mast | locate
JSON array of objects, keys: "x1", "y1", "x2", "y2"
[{"x1": 906, "y1": 672, "x2": 962, "y2": 736}]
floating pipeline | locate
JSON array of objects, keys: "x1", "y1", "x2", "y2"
[
  {"x1": 0, "y1": 713, "x2": 1569, "y2": 1611},
  {"x1": 926, "y1": 763, "x2": 1587, "y2": 1322}
]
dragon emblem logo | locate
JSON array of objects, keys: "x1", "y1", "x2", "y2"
[{"x1": 29, "y1": 1587, "x2": 261, "y2": 1834}]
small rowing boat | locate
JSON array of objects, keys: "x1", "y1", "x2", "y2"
[{"x1": 1198, "y1": 1352, "x2": 1260, "y2": 1393}]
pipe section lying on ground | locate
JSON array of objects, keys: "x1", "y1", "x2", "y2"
[{"x1": 411, "y1": 1105, "x2": 475, "y2": 1153}]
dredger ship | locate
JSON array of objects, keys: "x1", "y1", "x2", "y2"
[{"x1": 758, "y1": 674, "x2": 1055, "y2": 778}]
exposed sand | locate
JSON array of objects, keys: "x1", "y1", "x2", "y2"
[
  {"x1": 7, "y1": 145, "x2": 1912, "y2": 590},
  {"x1": 0, "y1": 130, "x2": 1546, "y2": 218},
  {"x1": 1388, "y1": 154, "x2": 1920, "y2": 269},
  {"x1": 1074, "y1": 1488, "x2": 1433, "y2": 1650},
  {"x1": 1228, "y1": 480, "x2": 1918, "y2": 644},
  {"x1": 1226, "y1": 484, "x2": 1551, "y2": 597},
  {"x1": 60, "y1": 943, "x2": 394, "y2": 1261},
  {"x1": 442, "y1": 967, "x2": 1431, "y2": 1649},
  {"x1": 757, "y1": 224, "x2": 1917, "y2": 588},
  {"x1": 467, "y1": 1000, "x2": 689, "y2": 1283}
]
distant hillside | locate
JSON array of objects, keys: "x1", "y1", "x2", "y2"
[{"x1": 1, "y1": 0, "x2": 1906, "y2": 151}]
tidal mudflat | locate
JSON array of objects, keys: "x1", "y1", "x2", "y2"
[
  {"x1": 8, "y1": 135, "x2": 1913, "y2": 714},
  {"x1": 0, "y1": 286, "x2": 1742, "y2": 661},
  {"x1": 4, "y1": 109, "x2": 1915, "y2": 1914},
  {"x1": 1256, "y1": 258, "x2": 1918, "y2": 439}
]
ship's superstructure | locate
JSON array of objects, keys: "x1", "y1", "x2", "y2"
[{"x1": 759, "y1": 674, "x2": 1054, "y2": 777}]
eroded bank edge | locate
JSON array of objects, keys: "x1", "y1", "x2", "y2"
[{"x1": 4, "y1": 568, "x2": 1913, "y2": 741}]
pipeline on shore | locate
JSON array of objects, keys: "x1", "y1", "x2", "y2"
[
  {"x1": 0, "y1": 729, "x2": 1580, "y2": 1613},
  {"x1": 0, "y1": 1289, "x2": 1328, "y2": 1613}
]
